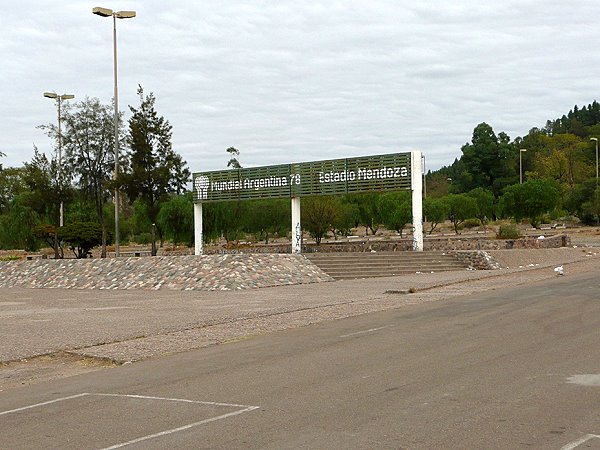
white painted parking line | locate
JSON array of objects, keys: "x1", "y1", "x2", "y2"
[
  {"x1": 0, "y1": 393, "x2": 89, "y2": 416},
  {"x1": 92, "y1": 392, "x2": 257, "y2": 409},
  {"x1": 561, "y1": 434, "x2": 600, "y2": 450},
  {"x1": 100, "y1": 405, "x2": 260, "y2": 449},
  {"x1": 340, "y1": 326, "x2": 389, "y2": 338},
  {"x1": 567, "y1": 374, "x2": 600, "y2": 386},
  {"x1": 0, "y1": 392, "x2": 260, "y2": 449}
]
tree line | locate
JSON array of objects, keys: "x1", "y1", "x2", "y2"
[
  {"x1": 1, "y1": 99, "x2": 600, "y2": 256},
  {"x1": 427, "y1": 102, "x2": 600, "y2": 226},
  {"x1": 0, "y1": 86, "x2": 189, "y2": 256}
]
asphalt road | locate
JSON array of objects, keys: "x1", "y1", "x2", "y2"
[{"x1": 1, "y1": 271, "x2": 600, "y2": 449}]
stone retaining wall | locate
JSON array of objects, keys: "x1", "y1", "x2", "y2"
[
  {"x1": 449, "y1": 251, "x2": 502, "y2": 270},
  {"x1": 206, "y1": 234, "x2": 570, "y2": 254},
  {"x1": 0, "y1": 254, "x2": 333, "y2": 291}
]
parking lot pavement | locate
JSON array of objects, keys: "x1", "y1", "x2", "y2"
[{"x1": 2, "y1": 251, "x2": 599, "y2": 367}]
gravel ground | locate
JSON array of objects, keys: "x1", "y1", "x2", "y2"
[{"x1": 1, "y1": 245, "x2": 599, "y2": 392}]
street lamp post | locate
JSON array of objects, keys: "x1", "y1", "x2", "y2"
[
  {"x1": 519, "y1": 148, "x2": 527, "y2": 184},
  {"x1": 421, "y1": 154, "x2": 426, "y2": 199},
  {"x1": 93, "y1": 6, "x2": 136, "y2": 257},
  {"x1": 591, "y1": 138, "x2": 598, "y2": 188},
  {"x1": 44, "y1": 92, "x2": 75, "y2": 227},
  {"x1": 422, "y1": 154, "x2": 427, "y2": 223}
]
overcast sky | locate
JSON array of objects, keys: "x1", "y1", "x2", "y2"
[{"x1": 1, "y1": 1, "x2": 599, "y2": 173}]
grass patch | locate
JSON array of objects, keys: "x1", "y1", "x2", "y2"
[{"x1": 0, "y1": 255, "x2": 21, "y2": 261}]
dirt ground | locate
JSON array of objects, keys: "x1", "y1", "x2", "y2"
[{"x1": 0, "y1": 353, "x2": 117, "y2": 392}]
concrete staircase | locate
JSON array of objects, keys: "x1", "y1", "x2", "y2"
[{"x1": 305, "y1": 251, "x2": 469, "y2": 280}]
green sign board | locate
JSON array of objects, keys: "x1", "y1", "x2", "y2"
[{"x1": 193, "y1": 152, "x2": 412, "y2": 203}]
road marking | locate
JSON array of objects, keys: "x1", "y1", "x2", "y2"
[
  {"x1": 86, "y1": 307, "x2": 133, "y2": 311},
  {"x1": 566, "y1": 374, "x2": 600, "y2": 386},
  {"x1": 561, "y1": 434, "x2": 600, "y2": 450},
  {"x1": 340, "y1": 326, "x2": 389, "y2": 338},
  {"x1": 0, "y1": 392, "x2": 260, "y2": 448},
  {"x1": 92, "y1": 393, "x2": 257, "y2": 409},
  {"x1": 100, "y1": 405, "x2": 260, "y2": 449},
  {"x1": 0, "y1": 393, "x2": 89, "y2": 416}
]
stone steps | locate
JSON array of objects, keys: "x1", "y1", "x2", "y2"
[{"x1": 305, "y1": 251, "x2": 469, "y2": 279}]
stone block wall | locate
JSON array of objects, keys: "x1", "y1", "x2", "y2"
[
  {"x1": 448, "y1": 250, "x2": 502, "y2": 270},
  {"x1": 0, "y1": 254, "x2": 333, "y2": 291},
  {"x1": 205, "y1": 234, "x2": 570, "y2": 254}
]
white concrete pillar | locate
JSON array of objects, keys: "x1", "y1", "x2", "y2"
[
  {"x1": 194, "y1": 202, "x2": 203, "y2": 255},
  {"x1": 411, "y1": 150, "x2": 424, "y2": 251},
  {"x1": 291, "y1": 197, "x2": 301, "y2": 254}
]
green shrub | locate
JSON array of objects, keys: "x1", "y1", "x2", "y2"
[
  {"x1": 58, "y1": 222, "x2": 102, "y2": 258},
  {"x1": 136, "y1": 233, "x2": 152, "y2": 245},
  {"x1": 496, "y1": 224, "x2": 521, "y2": 239},
  {"x1": 462, "y1": 218, "x2": 481, "y2": 229}
]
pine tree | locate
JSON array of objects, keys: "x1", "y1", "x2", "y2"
[{"x1": 121, "y1": 86, "x2": 190, "y2": 255}]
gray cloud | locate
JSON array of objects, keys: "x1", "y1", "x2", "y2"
[{"x1": 1, "y1": 0, "x2": 599, "y2": 174}]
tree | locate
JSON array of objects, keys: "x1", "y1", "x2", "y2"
[
  {"x1": 302, "y1": 196, "x2": 342, "y2": 245},
  {"x1": 378, "y1": 192, "x2": 412, "y2": 237},
  {"x1": 445, "y1": 194, "x2": 478, "y2": 234},
  {"x1": 459, "y1": 123, "x2": 514, "y2": 195},
  {"x1": 226, "y1": 147, "x2": 242, "y2": 169},
  {"x1": 59, "y1": 97, "x2": 121, "y2": 256},
  {"x1": 349, "y1": 193, "x2": 385, "y2": 235},
  {"x1": 0, "y1": 195, "x2": 40, "y2": 251},
  {"x1": 423, "y1": 197, "x2": 449, "y2": 235},
  {"x1": 32, "y1": 224, "x2": 63, "y2": 258},
  {"x1": 424, "y1": 169, "x2": 453, "y2": 198},
  {"x1": 533, "y1": 134, "x2": 589, "y2": 187},
  {"x1": 121, "y1": 86, "x2": 191, "y2": 255},
  {"x1": 499, "y1": 179, "x2": 561, "y2": 228},
  {"x1": 581, "y1": 187, "x2": 600, "y2": 225},
  {"x1": 202, "y1": 202, "x2": 229, "y2": 244},
  {"x1": 59, "y1": 221, "x2": 102, "y2": 258},
  {"x1": 0, "y1": 167, "x2": 27, "y2": 214},
  {"x1": 564, "y1": 179, "x2": 600, "y2": 224},
  {"x1": 0, "y1": 151, "x2": 5, "y2": 170},
  {"x1": 330, "y1": 198, "x2": 358, "y2": 239},
  {"x1": 467, "y1": 187, "x2": 495, "y2": 226},
  {"x1": 217, "y1": 201, "x2": 247, "y2": 243},
  {"x1": 21, "y1": 148, "x2": 69, "y2": 257},
  {"x1": 21, "y1": 148, "x2": 61, "y2": 219},
  {"x1": 156, "y1": 193, "x2": 194, "y2": 246},
  {"x1": 244, "y1": 198, "x2": 290, "y2": 244}
]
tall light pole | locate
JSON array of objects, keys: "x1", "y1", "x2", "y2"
[
  {"x1": 421, "y1": 154, "x2": 426, "y2": 198},
  {"x1": 44, "y1": 92, "x2": 75, "y2": 227},
  {"x1": 519, "y1": 148, "x2": 527, "y2": 184},
  {"x1": 591, "y1": 137, "x2": 598, "y2": 188},
  {"x1": 421, "y1": 154, "x2": 427, "y2": 223},
  {"x1": 93, "y1": 6, "x2": 136, "y2": 257}
]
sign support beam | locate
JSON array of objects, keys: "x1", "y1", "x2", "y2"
[
  {"x1": 411, "y1": 150, "x2": 424, "y2": 251},
  {"x1": 291, "y1": 197, "x2": 301, "y2": 254},
  {"x1": 194, "y1": 202, "x2": 203, "y2": 255}
]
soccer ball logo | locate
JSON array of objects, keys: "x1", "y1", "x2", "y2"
[{"x1": 194, "y1": 175, "x2": 210, "y2": 200}]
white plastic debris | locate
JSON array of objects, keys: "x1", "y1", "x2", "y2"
[
  {"x1": 554, "y1": 265, "x2": 564, "y2": 276},
  {"x1": 537, "y1": 235, "x2": 545, "y2": 240}
]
